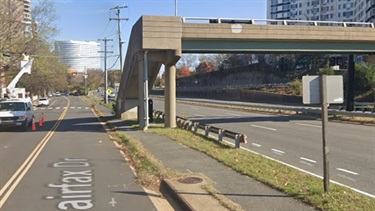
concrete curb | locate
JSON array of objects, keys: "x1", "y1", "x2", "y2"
[{"x1": 160, "y1": 176, "x2": 230, "y2": 211}]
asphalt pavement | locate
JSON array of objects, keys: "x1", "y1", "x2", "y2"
[{"x1": 95, "y1": 102, "x2": 317, "y2": 211}]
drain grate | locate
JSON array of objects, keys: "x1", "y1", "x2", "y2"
[{"x1": 178, "y1": 177, "x2": 203, "y2": 184}]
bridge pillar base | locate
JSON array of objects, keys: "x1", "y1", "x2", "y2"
[{"x1": 121, "y1": 107, "x2": 138, "y2": 121}]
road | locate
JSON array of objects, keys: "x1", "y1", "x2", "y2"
[
  {"x1": 0, "y1": 96, "x2": 159, "y2": 210},
  {"x1": 152, "y1": 98, "x2": 375, "y2": 197}
]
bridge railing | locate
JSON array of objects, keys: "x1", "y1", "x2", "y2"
[{"x1": 181, "y1": 17, "x2": 375, "y2": 28}]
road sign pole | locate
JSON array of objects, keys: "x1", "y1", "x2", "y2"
[{"x1": 320, "y1": 75, "x2": 330, "y2": 193}]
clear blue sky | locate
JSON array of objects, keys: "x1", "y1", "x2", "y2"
[{"x1": 46, "y1": 0, "x2": 267, "y2": 70}]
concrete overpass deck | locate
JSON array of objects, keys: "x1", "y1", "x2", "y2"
[{"x1": 116, "y1": 15, "x2": 375, "y2": 129}]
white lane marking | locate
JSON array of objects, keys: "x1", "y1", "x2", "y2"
[
  {"x1": 78, "y1": 107, "x2": 82, "y2": 109},
  {"x1": 85, "y1": 107, "x2": 89, "y2": 109},
  {"x1": 56, "y1": 107, "x2": 61, "y2": 109},
  {"x1": 186, "y1": 169, "x2": 193, "y2": 173},
  {"x1": 194, "y1": 114, "x2": 205, "y2": 117},
  {"x1": 251, "y1": 125, "x2": 277, "y2": 131},
  {"x1": 337, "y1": 168, "x2": 359, "y2": 176},
  {"x1": 70, "y1": 107, "x2": 75, "y2": 109},
  {"x1": 300, "y1": 157, "x2": 317, "y2": 164},
  {"x1": 224, "y1": 140, "x2": 375, "y2": 198},
  {"x1": 252, "y1": 143, "x2": 262, "y2": 147},
  {"x1": 271, "y1": 149, "x2": 285, "y2": 155},
  {"x1": 48, "y1": 107, "x2": 53, "y2": 110},
  {"x1": 50, "y1": 100, "x2": 57, "y2": 106},
  {"x1": 337, "y1": 174, "x2": 357, "y2": 182},
  {"x1": 296, "y1": 123, "x2": 321, "y2": 128},
  {"x1": 226, "y1": 113, "x2": 242, "y2": 117}
]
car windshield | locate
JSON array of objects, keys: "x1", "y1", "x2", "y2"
[
  {"x1": 40, "y1": 98, "x2": 47, "y2": 101},
  {"x1": 0, "y1": 102, "x2": 26, "y2": 111}
]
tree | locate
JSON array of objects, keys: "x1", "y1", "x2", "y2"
[
  {"x1": 176, "y1": 54, "x2": 198, "y2": 70},
  {"x1": 86, "y1": 69, "x2": 104, "y2": 90},
  {"x1": 1, "y1": 0, "x2": 59, "y2": 96},
  {"x1": 195, "y1": 62, "x2": 212, "y2": 74},
  {"x1": 20, "y1": 41, "x2": 68, "y2": 96},
  {"x1": 176, "y1": 66, "x2": 191, "y2": 78},
  {"x1": 108, "y1": 69, "x2": 121, "y2": 87},
  {"x1": 355, "y1": 63, "x2": 375, "y2": 92}
]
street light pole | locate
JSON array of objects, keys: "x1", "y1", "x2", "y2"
[{"x1": 175, "y1": 0, "x2": 178, "y2": 16}]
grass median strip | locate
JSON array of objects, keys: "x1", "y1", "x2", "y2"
[{"x1": 147, "y1": 126, "x2": 375, "y2": 211}]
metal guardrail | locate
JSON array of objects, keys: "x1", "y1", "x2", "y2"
[
  {"x1": 181, "y1": 17, "x2": 375, "y2": 28},
  {"x1": 153, "y1": 110, "x2": 247, "y2": 148},
  {"x1": 339, "y1": 102, "x2": 375, "y2": 113}
]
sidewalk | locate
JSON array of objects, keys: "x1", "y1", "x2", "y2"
[{"x1": 95, "y1": 103, "x2": 316, "y2": 210}]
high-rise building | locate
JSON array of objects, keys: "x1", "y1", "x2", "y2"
[
  {"x1": 54, "y1": 40, "x2": 101, "y2": 73},
  {"x1": 267, "y1": 0, "x2": 375, "y2": 23},
  {"x1": 0, "y1": 0, "x2": 32, "y2": 36}
]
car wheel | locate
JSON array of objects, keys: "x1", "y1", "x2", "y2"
[{"x1": 22, "y1": 120, "x2": 28, "y2": 131}]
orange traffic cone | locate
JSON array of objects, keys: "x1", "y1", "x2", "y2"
[
  {"x1": 41, "y1": 113, "x2": 45, "y2": 124},
  {"x1": 32, "y1": 117, "x2": 36, "y2": 131},
  {"x1": 39, "y1": 117, "x2": 43, "y2": 127}
]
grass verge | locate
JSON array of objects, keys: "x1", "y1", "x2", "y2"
[
  {"x1": 84, "y1": 95, "x2": 374, "y2": 210},
  {"x1": 147, "y1": 126, "x2": 375, "y2": 211}
]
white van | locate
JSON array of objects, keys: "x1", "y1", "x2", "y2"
[{"x1": 0, "y1": 99, "x2": 34, "y2": 131}]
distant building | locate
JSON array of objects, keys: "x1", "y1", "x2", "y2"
[
  {"x1": 54, "y1": 40, "x2": 101, "y2": 73},
  {"x1": 0, "y1": 0, "x2": 33, "y2": 36},
  {"x1": 267, "y1": 0, "x2": 375, "y2": 23}
]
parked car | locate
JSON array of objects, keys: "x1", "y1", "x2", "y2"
[
  {"x1": 38, "y1": 98, "x2": 49, "y2": 106},
  {"x1": 0, "y1": 98, "x2": 34, "y2": 131}
]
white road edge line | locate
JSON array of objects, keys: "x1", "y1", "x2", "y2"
[
  {"x1": 251, "y1": 125, "x2": 277, "y2": 131},
  {"x1": 222, "y1": 140, "x2": 375, "y2": 199},
  {"x1": 337, "y1": 168, "x2": 359, "y2": 176}
]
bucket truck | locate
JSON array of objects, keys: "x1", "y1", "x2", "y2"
[{"x1": 1, "y1": 57, "x2": 34, "y2": 100}]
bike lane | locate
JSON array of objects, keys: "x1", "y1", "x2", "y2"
[{"x1": 1, "y1": 98, "x2": 157, "y2": 210}]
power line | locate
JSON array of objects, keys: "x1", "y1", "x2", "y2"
[
  {"x1": 110, "y1": 4, "x2": 129, "y2": 72},
  {"x1": 98, "y1": 38, "x2": 113, "y2": 104}
]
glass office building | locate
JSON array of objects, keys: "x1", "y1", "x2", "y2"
[{"x1": 54, "y1": 40, "x2": 101, "y2": 73}]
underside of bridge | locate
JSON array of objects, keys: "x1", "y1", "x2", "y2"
[{"x1": 116, "y1": 15, "x2": 375, "y2": 130}]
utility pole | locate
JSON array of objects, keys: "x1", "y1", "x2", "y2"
[
  {"x1": 98, "y1": 38, "x2": 113, "y2": 104},
  {"x1": 110, "y1": 5, "x2": 128, "y2": 72}
]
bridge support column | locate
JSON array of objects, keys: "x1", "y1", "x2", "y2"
[
  {"x1": 346, "y1": 55, "x2": 355, "y2": 111},
  {"x1": 165, "y1": 63, "x2": 176, "y2": 128}
]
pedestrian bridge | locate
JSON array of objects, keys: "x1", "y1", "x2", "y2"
[{"x1": 115, "y1": 15, "x2": 375, "y2": 129}]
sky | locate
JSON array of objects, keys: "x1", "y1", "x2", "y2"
[{"x1": 36, "y1": 0, "x2": 267, "y2": 70}]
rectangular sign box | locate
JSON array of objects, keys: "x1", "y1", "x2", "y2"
[{"x1": 302, "y1": 75, "x2": 344, "y2": 104}]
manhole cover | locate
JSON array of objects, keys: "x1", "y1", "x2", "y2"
[{"x1": 178, "y1": 177, "x2": 203, "y2": 184}]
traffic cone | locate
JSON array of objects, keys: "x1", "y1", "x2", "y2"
[
  {"x1": 39, "y1": 117, "x2": 43, "y2": 127},
  {"x1": 41, "y1": 113, "x2": 45, "y2": 124},
  {"x1": 31, "y1": 117, "x2": 36, "y2": 131}
]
